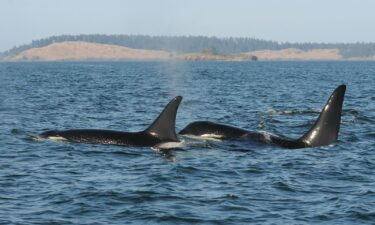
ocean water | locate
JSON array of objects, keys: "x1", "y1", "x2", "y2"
[{"x1": 0, "y1": 61, "x2": 374, "y2": 224}]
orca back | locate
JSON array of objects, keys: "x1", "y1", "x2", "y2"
[{"x1": 40, "y1": 96, "x2": 183, "y2": 147}]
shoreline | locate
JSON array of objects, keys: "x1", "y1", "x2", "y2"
[{"x1": 2, "y1": 41, "x2": 375, "y2": 62}]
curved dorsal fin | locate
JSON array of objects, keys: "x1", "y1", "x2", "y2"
[
  {"x1": 145, "y1": 96, "x2": 182, "y2": 142},
  {"x1": 299, "y1": 85, "x2": 346, "y2": 147}
]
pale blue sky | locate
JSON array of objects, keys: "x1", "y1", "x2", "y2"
[{"x1": 1, "y1": 0, "x2": 374, "y2": 51}]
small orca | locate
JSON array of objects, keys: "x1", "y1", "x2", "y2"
[
  {"x1": 179, "y1": 85, "x2": 346, "y2": 149},
  {"x1": 40, "y1": 96, "x2": 182, "y2": 147}
]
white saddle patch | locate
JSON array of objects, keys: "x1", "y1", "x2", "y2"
[
  {"x1": 47, "y1": 136, "x2": 68, "y2": 141},
  {"x1": 38, "y1": 135, "x2": 68, "y2": 143},
  {"x1": 180, "y1": 134, "x2": 223, "y2": 141},
  {"x1": 259, "y1": 131, "x2": 273, "y2": 143}
]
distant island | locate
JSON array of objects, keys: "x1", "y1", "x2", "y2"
[{"x1": 2, "y1": 34, "x2": 375, "y2": 61}]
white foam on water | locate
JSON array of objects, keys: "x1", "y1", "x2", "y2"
[
  {"x1": 152, "y1": 141, "x2": 185, "y2": 150},
  {"x1": 30, "y1": 135, "x2": 45, "y2": 142}
]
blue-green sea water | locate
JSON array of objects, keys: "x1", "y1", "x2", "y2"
[{"x1": 0, "y1": 61, "x2": 374, "y2": 224}]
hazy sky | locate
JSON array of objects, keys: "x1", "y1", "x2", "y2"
[{"x1": 1, "y1": 0, "x2": 374, "y2": 51}]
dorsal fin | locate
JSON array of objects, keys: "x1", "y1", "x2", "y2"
[
  {"x1": 144, "y1": 96, "x2": 182, "y2": 142},
  {"x1": 299, "y1": 85, "x2": 346, "y2": 147}
]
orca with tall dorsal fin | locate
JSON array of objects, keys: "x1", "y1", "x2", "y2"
[
  {"x1": 179, "y1": 85, "x2": 346, "y2": 149},
  {"x1": 40, "y1": 96, "x2": 182, "y2": 147}
]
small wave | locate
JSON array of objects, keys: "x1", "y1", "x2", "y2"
[
  {"x1": 33, "y1": 209, "x2": 60, "y2": 216},
  {"x1": 77, "y1": 190, "x2": 127, "y2": 200},
  {"x1": 152, "y1": 141, "x2": 186, "y2": 150},
  {"x1": 272, "y1": 181, "x2": 296, "y2": 192},
  {"x1": 349, "y1": 210, "x2": 375, "y2": 221},
  {"x1": 243, "y1": 166, "x2": 265, "y2": 174},
  {"x1": 219, "y1": 202, "x2": 252, "y2": 212},
  {"x1": 281, "y1": 162, "x2": 294, "y2": 168},
  {"x1": 24, "y1": 135, "x2": 43, "y2": 142},
  {"x1": 345, "y1": 108, "x2": 360, "y2": 116},
  {"x1": 353, "y1": 115, "x2": 375, "y2": 123},
  {"x1": 257, "y1": 122, "x2": 266, "y2": 129},
  {"x1": 10, "y1": 128, "x2": 24, "y2": 135},
  {"x1": 264, "y1": 108, "x2": 321, "y2": 116},
  {"x1": 225, "y1": 147, "x2": 254, "y2": 153},
  {"x1": 359, "y1": 189, "x2": 375, "y2": 195},
  {"x1": 2, "y1": 174, "x2": 29, "y2": 179},
  {"x1": 183, "y1": 99, "x2": 206, "y2": 106},
  {"x1": 281, "y1": 109, "x2": 321, "y2": 115},
  {"x1": 111, "y1": 150, "x2": 144, "y2": 157},
  {"x1": 143, "y1": 214, "x2": 207, "y2": 224},
  {"x1": 175, "y1": 165, "x2": 201, "y2": 174},
  {"x1": 225, "y1": 193, "x2": 239, "y2": 199}
]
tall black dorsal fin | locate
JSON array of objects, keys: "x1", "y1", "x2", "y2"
[
  {"x1": 299, "y1": 85, "x2": 346, "y2": 147},
  {"x1": 145, "y1": 96, "x2": 182, "y2": 142}
]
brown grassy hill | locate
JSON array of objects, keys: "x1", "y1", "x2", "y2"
[
  {"x1": 8, "y1": 41, "x2": 172, "y2": 61},
  {"x1": 8, "y1": 41, "x2": 252, "y2": 61}
]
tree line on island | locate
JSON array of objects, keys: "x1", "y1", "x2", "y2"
[{"x1": 2, "y1": 34, "x2": 375, "y2": 59}]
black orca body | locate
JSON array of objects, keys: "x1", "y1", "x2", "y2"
[
  {"x1": 40, "y1": 96, "x2": 182, "y2": 147},
  {"x1": 179, "y1": 85, "x2": 346, "y2": 149}
]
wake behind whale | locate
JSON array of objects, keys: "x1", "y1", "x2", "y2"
[{"x1": 179, "y1": 85, "x2": 346, "y2": 149}]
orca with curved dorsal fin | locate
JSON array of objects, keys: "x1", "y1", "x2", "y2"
[
  {"x1": 40, "y1": 96, "x2": 182, "y2": 147},
  {"x1": 179, "y1": 85, "x2": 346, "y2": 149}
]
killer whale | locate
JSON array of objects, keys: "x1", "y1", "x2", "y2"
[
  {"x1": 179, "y1": 85, "x2": 346, "y2": 149},
  {"x1": 40, "y1": 96, "x2": 182, "y2": 147}
]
